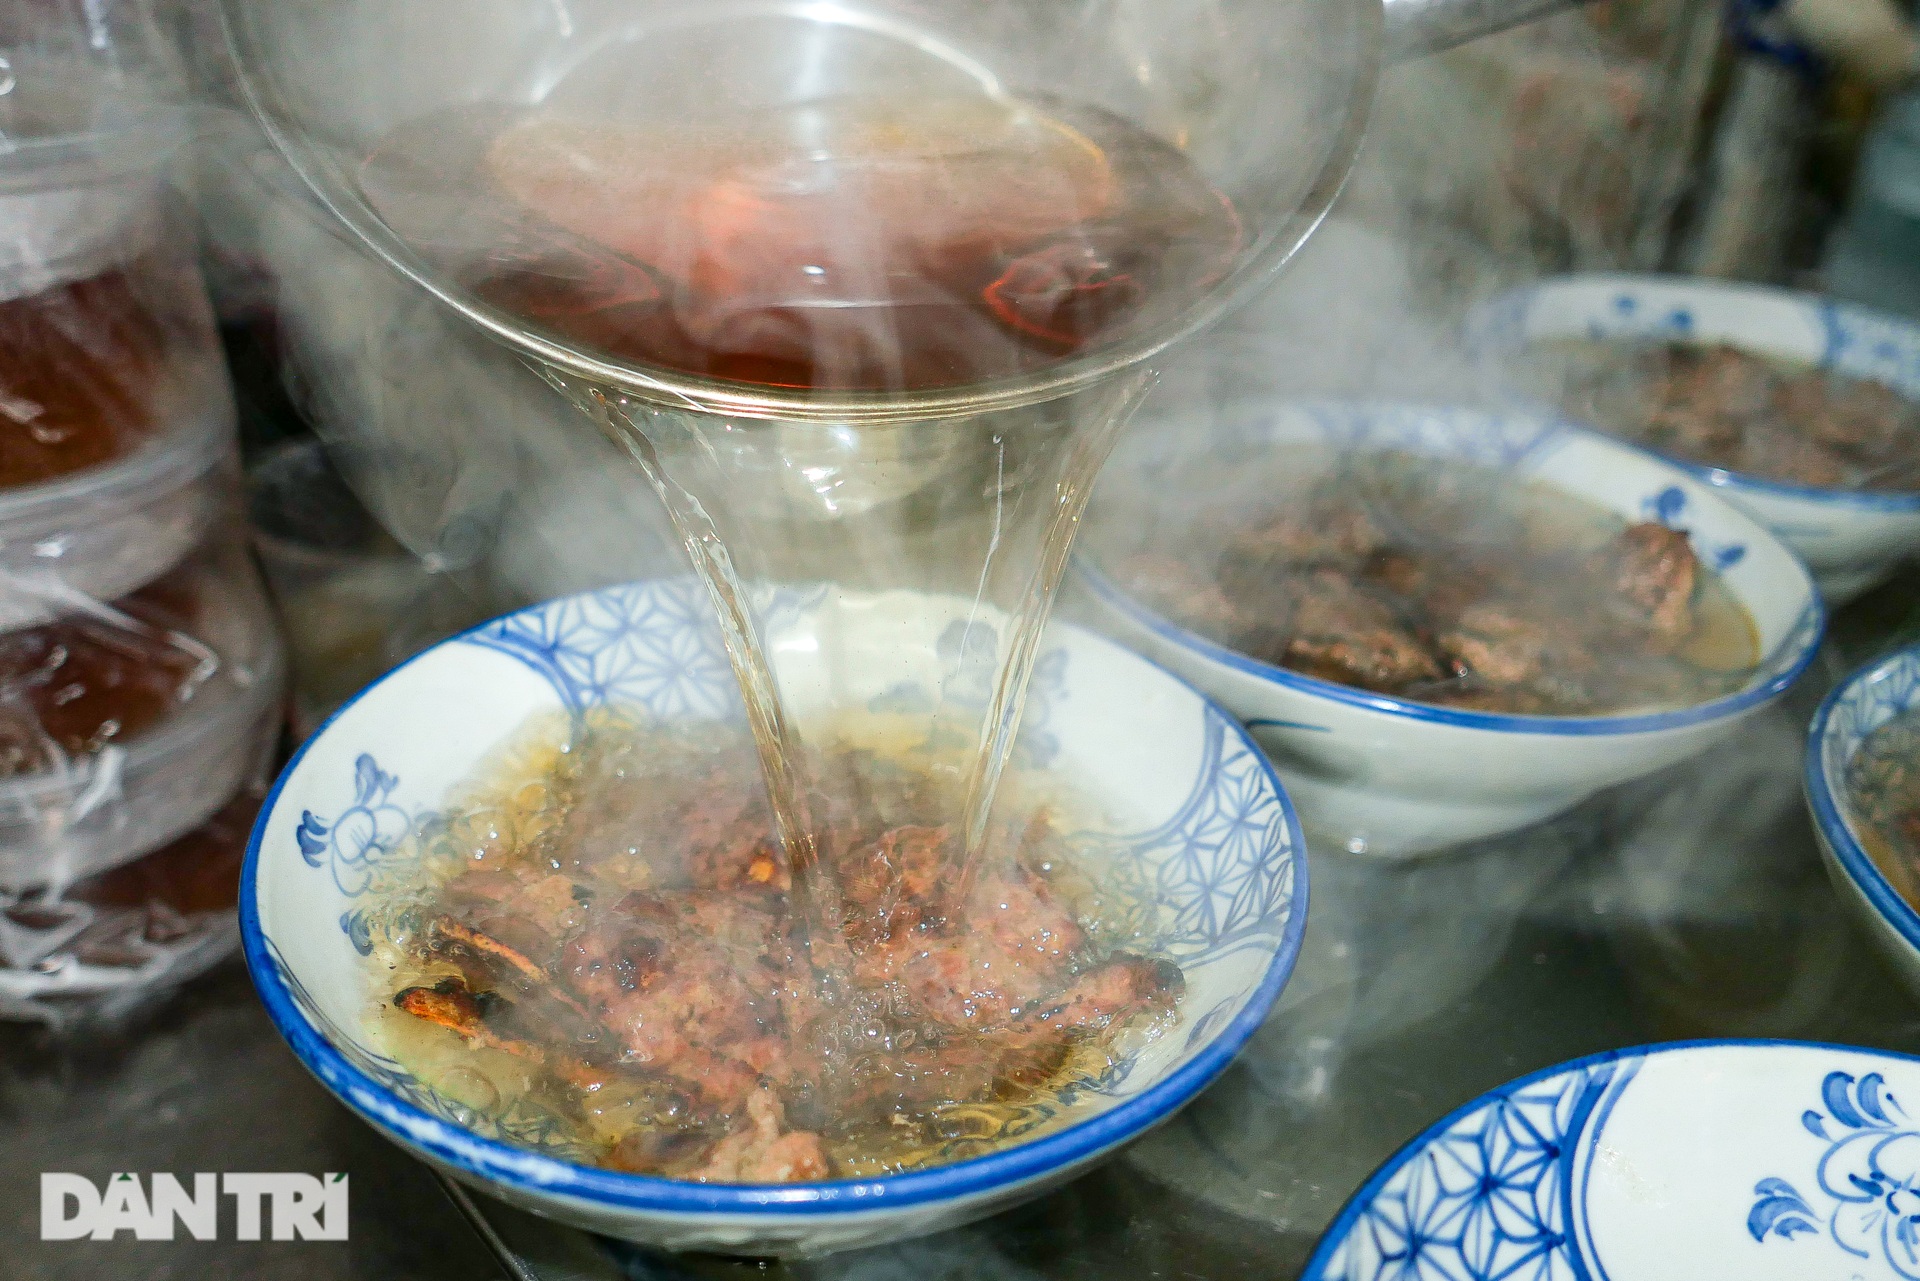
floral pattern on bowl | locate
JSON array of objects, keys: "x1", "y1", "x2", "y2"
[
  {"x1": 242, "y1": 578, "x2": 1309, "y2": 1256},
  {"x1": 1303, "y1": 1040, "x2": 1920, "y2": 1281}
]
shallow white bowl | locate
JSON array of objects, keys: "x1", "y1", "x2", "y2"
[
  {"x1": 1303, "y1": 1039, "x2": 1920, "y2": 1280},
  {"x1": 1478, "y1": 273, "x2": 1920, "y2": 604},
  {"x1": 1076, "y1": 402, "x2": 1824, "y2": 858},
  {"x1": 241, "y1": 580, "x2": 1307, "y2": 1257},
  {"x1": 1807, "y1": 642, "x2": 1920, "y2": 999}
]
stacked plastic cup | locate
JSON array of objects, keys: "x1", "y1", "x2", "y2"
[{"x1": 0, "y1": 13, "x2": 286, "y2": 1024}]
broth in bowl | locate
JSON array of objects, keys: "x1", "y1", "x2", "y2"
[
  {"x1": 1547, "y1": 341, "x2": 1920, "y2": 493},
  {"x1": 362, "y1": 710, "x2": 1184, "y2": 1184},
  {"x1": 1847, "y1": 707, "x2": 1920, "y2": 908},
  {"x1": 1092, "y1": 450, "x2": 1760, "y2": 717}
]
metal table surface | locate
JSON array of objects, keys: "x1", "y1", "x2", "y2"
[{"x1": 5, "y1": 570, "x2": 1918, "y2": 1281}]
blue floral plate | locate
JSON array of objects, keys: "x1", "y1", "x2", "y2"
[{"x1": 1302, "y1": 1039, "x2": 1920, "y2": 1281}]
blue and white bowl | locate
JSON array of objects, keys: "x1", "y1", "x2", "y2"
[
  {"x1": 241, "y1": 580, "x2": 1308, "y2": 1256},
  {"x1": 1808, "y1": 642, "x2": 1920, "y2": 999},
  {"x1": 1477, "y1": 273, "x2": 1920, "y2": 604},
  {"x1": 1303, "y1": 1039, "x2": 1920, "y2": 1281},
  {"x1": 1075, "y1": 402, "x2": 1824, "y2": 858}
]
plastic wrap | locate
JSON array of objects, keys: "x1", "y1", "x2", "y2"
[
  {"x1": 0, "y1": 7, "x2": 287, "y2": 1021},
  {"x1": 0, "y1": 782, "x2": 263, "y2": 1026},
  {"x1": 0, "y1": 148, "x2": 235, "y2": 628},
  {"x1": 0, "y1": 531, "x2": 285, "y2": 896}
]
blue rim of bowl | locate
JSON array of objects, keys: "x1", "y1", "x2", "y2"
[
  {"x1": 1074, "y1": 534, "x2": 1825, "y2": 740},
  {"x1": 239, "y1": 586, "x2": 1312, "y2": 1217},
  {"x1": 1478, "y1": 274, "x2": 1920, "y2": 513},
  {"x1": 1805, "y1": 642, "x2": 1920, "y2": 956},
  {"x1": 1659, "y1": 449, "x2": 1920, "y2": 514},
  {"x1": 1296, "y1": 1036, "x2": 1920, "y2": 1280}
]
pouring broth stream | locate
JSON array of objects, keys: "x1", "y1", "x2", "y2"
[{"x1": 353, "y1": 77, "x2": 1240, "y2": 1174}]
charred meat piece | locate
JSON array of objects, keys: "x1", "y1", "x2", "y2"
[
  {"x1": 1020, "y1": 955, "x2": 1183, "y2": 1034},
  {"x1": 684, "y1": 1088, "x2": 829, "y2": 1184},
  {"x1": 577, "y1": 890, "x2": 795, "y2": 1108},
  {"x1": 1218, "y1": 501, "x2": 1386, "y2": 593},
  {"x1": 821, "y1": 955, "x2": 1173, "y2": 1121},
  {"x1": 434, "y1": 864, "x2": 587, "y2": 972},
  {"x1": 1670, "y1": 344, "x2": 1777, "y2": 419},
  {"x1": 1627, "y1": 345, "x2": 1771, "y2": 469},
  {"x1": 604, "y1": 1126, "x2": 716, "y2": 1177},
  {"x1": 1779, "y1": 374, "x2": 1878, "y2": 453},
  {"x1": 394, "y1": 976, "x2": 608, "y2": 1092},
  {"x1": 1740, "y1": 421, "x2": 1847, "y2": 489},
  {"x1": 838, "y1": 824, "x2": 951, "y2": 947},
  {"x1": 419, "y1": 910, "x2": 600, "y2": 1046},
  {"x1": 1437, "y1": 603, "x2": 1554, "y2": 689},
  {"x1": 681, "y1": 789, "x2": 787, "y2": 892},
  {"x1": 1281, "y1": 569, "x2": 1442, "y2": 692},
  {"x1": 395, "y1": 977, "x2": 501, "y2": 1043},
  {"x1": 897, "y1": 861, "x2": 1089, "y2": 1027},
  {"x1": 687, "y1": 830, "x2": 788, "y2": 894},
  {"x1": 1645, "y1": 400, "x2": 1741, "y2": 462},
  {"x1": 1432, "y1": 600, "x2": 1607, "y2": 712},
  {"x1": 1595, "y1": 344, "x2": 1920, "y2": 492},
  {"x1": 388, "y1": 740, "x2": 1193, "y2": 1183},
  {"x1": 1592, "y1": 522, "x2": 1698, "y2": 646}
]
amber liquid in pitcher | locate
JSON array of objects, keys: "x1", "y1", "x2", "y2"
[
  {"x1": 358, "y1": 92, "x2": 1232, "y2": 971},
  {"x1": 363, "y1": 94, "x2": 1242, "y2": 392}
]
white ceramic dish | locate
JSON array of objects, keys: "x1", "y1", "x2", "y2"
[
  {"x1": 1478, "y1": 273, "x2": 1920, "y2": 604},
  {"x1": 1075, "y1": 402, "x2": 1824, "y2": 858},
  {"x1": 242, "y1": 579, "x2": 1308, "y2": 1257},
  {"x1": 1303, "y1": 1039, "x2": 1920, "y2": 1281},
  {"x1": 0, "y1": 544, "x2": 286, "y2": 893},
  {"x1": 1807, "y1": 641, "x2": 1920, "y2": 999}
]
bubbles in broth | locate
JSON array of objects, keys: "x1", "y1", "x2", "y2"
[
  {"x1": 1542, "y1": 341, "x2": 1920, "y2": 493},
  {"x1": 1089, "y1": 449, "x2": 1761, "y2": 716},
  {"x1": 363, "y1": 711, "x2": 1184, "y2": 1182},
  {"x1": 1848, "y1": 708, "x2": 1920, "y2": 906}
]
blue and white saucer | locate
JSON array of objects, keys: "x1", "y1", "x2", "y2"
[{"x1": 1303, "y1": 1040, "x2": 1920, "y2": 1281}]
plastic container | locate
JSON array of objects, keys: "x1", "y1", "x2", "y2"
[
  {"x1": 0, "y1": 29, "x2": 189, "y2": 303},
  {"x1": 0, "y1": 782, "x2": 263, "y2": 1025},
  {"x1": 0, "y1": 395, "x2": 234, "y2": 632},
  {"x1": 0, "y1": 193, "x2": 240, "y2": 628},
  {"x1": 0, "y1": 19, "x2": 235, "y2": 627},
  {"x1": 0, "y1": 537, "x2": 286, "y2": 894}
]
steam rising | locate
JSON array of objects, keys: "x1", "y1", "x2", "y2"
[{"x1": 197, "y1": 0, "x2": 1920, "y2": 1262}]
